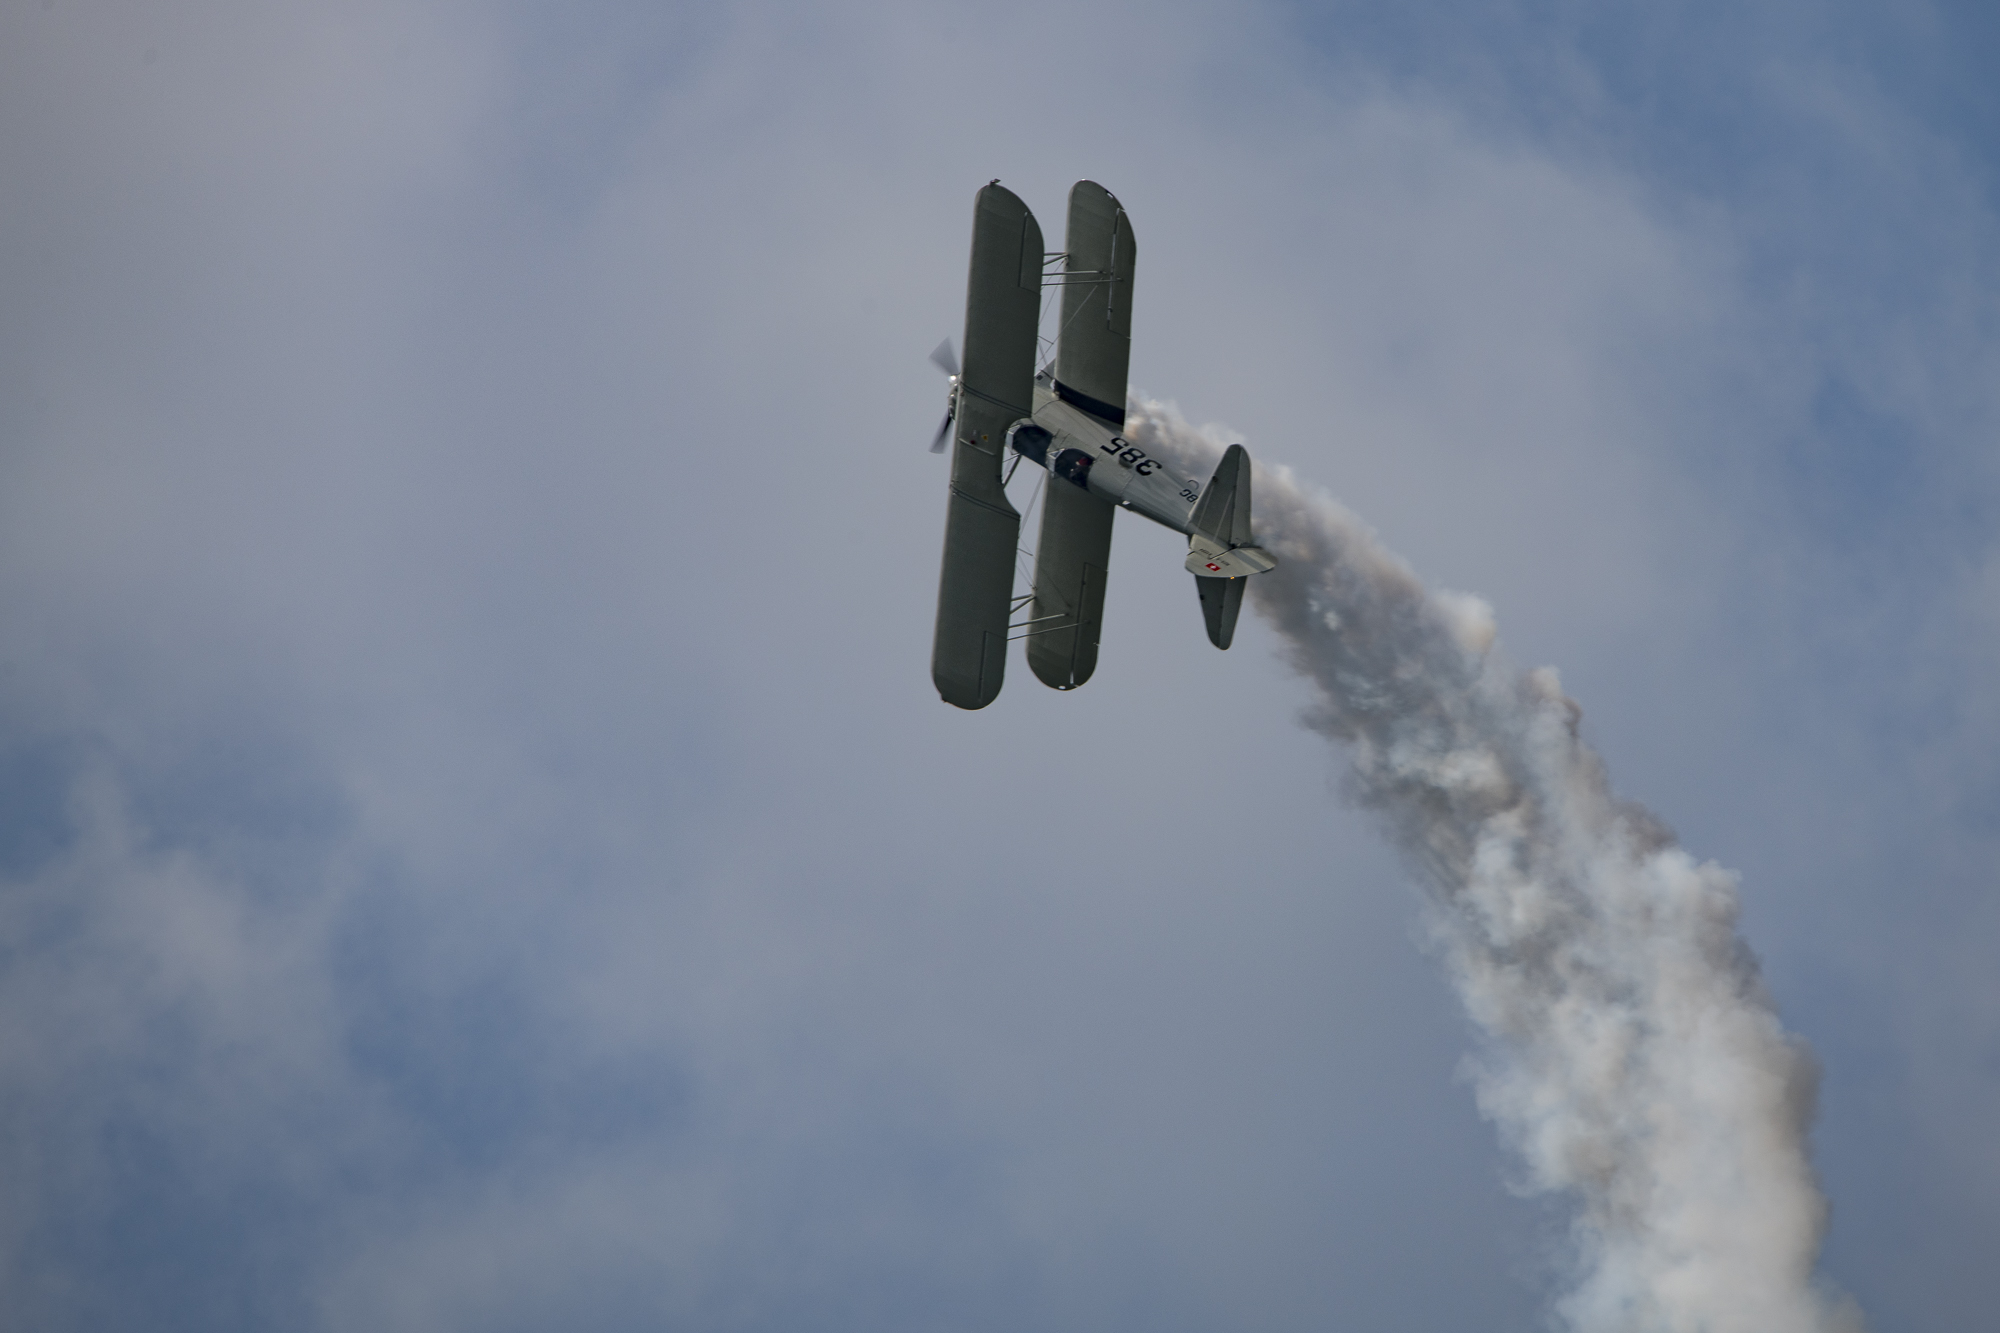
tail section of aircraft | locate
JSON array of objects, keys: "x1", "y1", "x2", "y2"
[
  {"x1": 1186, "y1": 444, "x2": 1277, "y2": 649},
  {"x1": 1196, "y1": 577, "x2": 1247, "y2": 651}
]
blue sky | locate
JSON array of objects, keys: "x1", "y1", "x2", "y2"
[{"x1": 1, "y1": 1, "x2": 1996, "y2": 1329}]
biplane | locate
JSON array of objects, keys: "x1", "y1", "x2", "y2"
[{"x1": 929, "y1": 180, "x2": 1276, "y2": 710}]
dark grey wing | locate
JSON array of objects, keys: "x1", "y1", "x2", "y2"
[
  {"x1": 931, "y1": 184, "x2": 1042, "y2": 710},
  {"x1": 1026, "y1": 182, "x2": 1136, "y2": 692},
  {"x1": 1026, "y1": 480, "x2": 1114, "y2": 690},
  {"x1": 1052, "y1": 181, "x2": 1135, "y2": 427}
]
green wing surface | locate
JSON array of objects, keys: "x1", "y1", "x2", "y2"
[
  {"x1": 932, "y1": 184, "x2": 1043, "y2": 710},
  {"x1": 1028, "y1": 182, "x2": 1134, "y2": 691}
]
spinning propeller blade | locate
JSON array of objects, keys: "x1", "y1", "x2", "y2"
[{"x1": 927, "y1": 338, "x2": 960, "y2": 453}]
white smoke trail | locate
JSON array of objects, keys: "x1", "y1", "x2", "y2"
[{"x1": 1126, "y1": 399, "x2": 1863, "y2": 1333}]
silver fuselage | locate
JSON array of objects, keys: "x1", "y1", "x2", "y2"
[{"x1": 1017, "y1": 370, "x2": 1200, "y2": 535}]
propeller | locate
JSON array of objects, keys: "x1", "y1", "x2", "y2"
[{"x1": 928, "y1": 338, "x2": 960, "y2": 453}]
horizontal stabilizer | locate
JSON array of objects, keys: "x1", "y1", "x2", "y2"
[
  {"x1": 1195, "y1": 575, "x2": 1245, "y2": 650},
  {"x1": 1185, "y1": 442, "x2": 1277, "y2": 579},
  {"x1": 1189, "y1": 443, "x2": 1254, "y2": 546},
  {"x1": 1185, "y1": 442, "x2": 1271, "y2": 650}
]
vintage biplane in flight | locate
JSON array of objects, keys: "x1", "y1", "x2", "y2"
[{"x1": 929, "y1": 180, "x2": 1276, "y2": 710}]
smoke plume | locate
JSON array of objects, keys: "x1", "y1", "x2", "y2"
[{"x1": 1126, "y1": 399, "x2": 1863, "y2": 1333}]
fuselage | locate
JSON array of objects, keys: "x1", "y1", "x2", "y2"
[{"x1": 1004, "y1": 370, "x2": 1202, "y2": 536}]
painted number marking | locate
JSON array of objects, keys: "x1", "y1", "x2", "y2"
[{"x1": 1100, "y1": 437, "x2": 1159, "y2": 476}]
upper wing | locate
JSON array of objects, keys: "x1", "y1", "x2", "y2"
[
  {"x1": 1026, "y1": 182, "x2": 1136, "y2": 692},
  {"x1": 1051, "y1": 181, "x2": 1135, "y2": 427},
  {"x1": 932, "y1": 183, "x2": 1044, "y2": 710}
]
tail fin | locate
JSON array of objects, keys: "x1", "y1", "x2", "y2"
[{"x1": 1185, "y1": 444, "x2": 1276, "y2": 649}]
